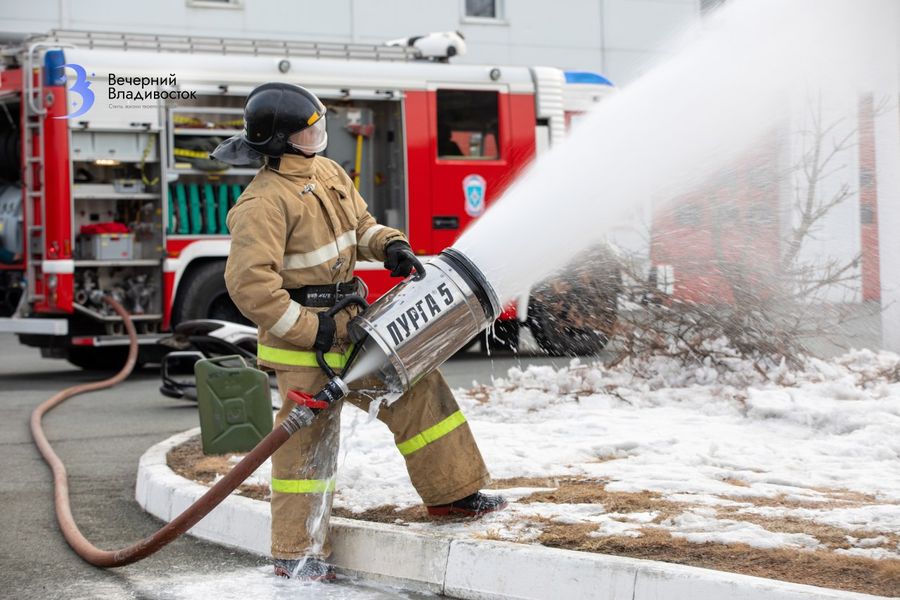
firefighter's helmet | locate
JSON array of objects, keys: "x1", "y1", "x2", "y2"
[{"x1": 242, "y1": 82, "x2": 327, "y2": 157}]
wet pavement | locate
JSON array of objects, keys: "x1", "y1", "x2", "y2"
[
  {"x1": 0, "y1": 332, "x2": 565, "y2": 599},
  {"x1": 0, "y1": 334, "x2": 444, "y2": 599}
]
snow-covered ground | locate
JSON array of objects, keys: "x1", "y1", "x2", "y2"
[{"x1": 226, "y1": 346, "x2": 900, "y2": 560}]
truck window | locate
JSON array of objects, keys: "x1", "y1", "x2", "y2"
[{"x1": 436, "y1": 90, "x2": 499, "y2": 160}]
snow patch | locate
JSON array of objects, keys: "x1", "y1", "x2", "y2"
[
  {"x1": 663, "y1": 510, "x2": 821, "y2": 550},
  {"x1": 188, "y1": 348, "x2": 900, "y2": 558}
]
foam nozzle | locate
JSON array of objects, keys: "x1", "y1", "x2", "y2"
[
  {"x1": 314, "y1": 377, "x2": 349, "y2": 404},
  {"x1": 349, "y1": 248, "x2": 500, "y2": 395}
]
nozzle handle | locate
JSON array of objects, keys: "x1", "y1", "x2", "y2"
[
  {"x1": 286, "y1": 389, "x2": 330, "y2": 411},
  {"x1": 410, "y1": 255, "x2": 426, "y2": 281},
  {"x1": 317, "y1": 294, "x2": 369, "y2": 378},
  {"x1": 286, "y1": 376, "x2": 349, "y2": 416}
]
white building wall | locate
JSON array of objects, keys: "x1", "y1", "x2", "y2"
[
  {"x1": 601, "y1": 0, "x2": 699, "y2": 83},
  {"x1": 0, "y1": 0, "x2": 700, "y2": 85}
]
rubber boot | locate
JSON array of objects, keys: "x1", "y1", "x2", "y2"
[
  {"x1": 426, "y1": 491, "x2": 508, "y2": 518},
  {"x1": 273, "y1": 557, "x2": 337, "y2": 582}
]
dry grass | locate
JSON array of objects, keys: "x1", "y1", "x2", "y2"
[
  {"x1": 472, "y1": 529, "x2": 507, "y2": 541},
  {"x1": 720, "y1": 509, "x2": 900, "y2": 551},
  {"x1": 465, "y1": 385, "x2": 494, "y2": 404},
  {"x1": 167, "y1": 437, "x2": 228, "y2": 483},
  {"x1": 537, "y1": 524, "x2": 900, "y2": 597},
  {"x1": 167, "y1": 437, "x2": 268, "y2": 500},
  {"x1": 812, "y1": 487, "x2": 884, "y2": 504},
  {"x1": 589, "y1": 454, "x2": 626, "y2": 463},
  {"x1": 728, "y1": 489, "x2": 887, "y2": 510},
  {"x1": 721, "y1": 477, "x2": 751, "y2": 488},
  {"x1": 499, "y1": 477, "x2": 682, "y2": 522},
  {"x1": 332, "y1": 504, "x2": 432, "y2": 524},
  {"x1": 487, "y1": 476, "x2": 562, "y2": 489},
  {"x1": 166, "y1": 438, "x2": 900, "y2": 597},
  {"x1": 480, "y1": 477, "x2": 900, "y2": 596}
]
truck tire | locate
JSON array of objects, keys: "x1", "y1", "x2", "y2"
[
  {"x1": 526, "y1": 246, "x2": 621, "y2": 357},
  {"x1": 172, "y1": 260, "x2": 250, "y2": 326},
  {"x1": 67, "y1": 346, "x2": 133, "y2": 371},
  {"x1": 455, "y1": 319, "x2": 520, "y2": 355},
  {"x1": 484, "y1": 319, "x2": 520, "y2": 353}
]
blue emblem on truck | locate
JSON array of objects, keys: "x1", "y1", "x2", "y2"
[{"x1": 463, "y1": 174, "x2": 486, "y2": 217}]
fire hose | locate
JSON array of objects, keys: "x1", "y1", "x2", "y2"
[
  {"x1": 30, "y1": 248, "x2": 499, "y2": 568},
  {"x1": 29, "y1": 295, "x2": 364, "y2": 568}
]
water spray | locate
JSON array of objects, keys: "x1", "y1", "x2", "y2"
[{"x1": 32, "y1": 248, "x2": 499, "y2": 568}]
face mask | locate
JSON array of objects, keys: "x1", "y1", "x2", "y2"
[{"x1": 287, "y1": 117, "x2": 328, "y2": 154}]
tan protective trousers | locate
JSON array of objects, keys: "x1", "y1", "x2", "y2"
[{"x1": 270, "y1": 367, "x2": 491, "y2": 559}]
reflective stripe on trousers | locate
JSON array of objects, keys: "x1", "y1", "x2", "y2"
[
  {"x1": 396, "y1": 410, "x2": 467, "y2": 456},
  {"x1": 271, "y1": 478, "x2": 336, "y2": 494},
  {"x1": 257, "y1": 344, "x2": 354, "y2": 369}
]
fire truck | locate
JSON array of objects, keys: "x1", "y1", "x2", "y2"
[{"x1": 0, "y1": 30, "x2": 617, "y2": 369}]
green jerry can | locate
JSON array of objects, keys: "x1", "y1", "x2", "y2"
[{"x1": 195, "y1": 355, "x2": 274, "y2": 455}]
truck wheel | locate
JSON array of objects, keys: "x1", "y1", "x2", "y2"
[
  {"x1": 67, "y1": 347, "x2": 133, "y2": 371},
  {"x1": 454, "y1": 320, "x2": 520, "y2": 356},
  {"x1": 456, "y1": 334, "x2": 482, "y2": 354},
  {"x1": 172, "y1": 260, "x2": 250, "y2": 326},
  {"x1": 484, "y1": 319, "x2": 520, "y2": 353},
  {"x1": 526, "y1": 246, "x2": 621, "y2": 357}
]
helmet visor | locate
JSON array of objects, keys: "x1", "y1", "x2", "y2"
[{"x1": 288, "y1": 117, "x2": 328, "y2": 154}]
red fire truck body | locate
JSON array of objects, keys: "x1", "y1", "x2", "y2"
[{"x1": 0, "y1": 31, "x2": 614, "y2": 367}]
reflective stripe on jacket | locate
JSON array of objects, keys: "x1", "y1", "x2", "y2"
[{"x1": 224, "y1": 154, "x2": 405, "y2": 370}]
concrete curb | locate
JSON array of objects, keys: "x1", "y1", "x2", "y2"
[{"x1": 137, "y1": 429, "x2": 893, "y2": 600}]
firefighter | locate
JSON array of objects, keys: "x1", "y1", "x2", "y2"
[
  {"x1": 218, "y1": 83, "x2": 506, "y2": 582},
  {"x1": 438, "y1": 123, "x2": 464, "y2": 157}
]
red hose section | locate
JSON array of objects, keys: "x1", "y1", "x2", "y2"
[{"x1": 30, "y1": 296, "x2": 292, "y2": 567}]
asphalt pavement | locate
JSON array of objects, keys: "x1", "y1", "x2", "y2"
[{"x1": 0, "y1": 332, "x2": 566, "y2": 599}]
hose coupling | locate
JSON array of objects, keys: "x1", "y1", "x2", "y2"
[{"x1": 282, "y1": 405, "x2": 316, "y2": 434}]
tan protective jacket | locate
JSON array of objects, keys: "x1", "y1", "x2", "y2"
[{"x1": 224, "y1": 153, "x2": 405, "y2": 370}]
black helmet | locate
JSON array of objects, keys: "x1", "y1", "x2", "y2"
[{"x1": 242, "y1": 82, "x2": 326, "y2": 157}]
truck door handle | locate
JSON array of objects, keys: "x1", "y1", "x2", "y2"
[{"x1": 432, "y1": 216, "x2": 459, "y2": 230}]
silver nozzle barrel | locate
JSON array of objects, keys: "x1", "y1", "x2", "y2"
[
  {"x1": 349, "y1": 248, "x2": 500, "y2": 393},
  {"x1": 315, "y1": 376, "x2": 349, "y2": 403}
]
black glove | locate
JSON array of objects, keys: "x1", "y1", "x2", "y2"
[
  {"x1": 313, "y1": 312, "x2": 336, "y2": 353},
  {"x1": 384, "y1": 240, "x2": 425, "y2": 279}
]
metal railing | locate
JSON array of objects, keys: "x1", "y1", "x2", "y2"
[
  {"x1": 22, "y1": 42, "x2": 48, "y2": 303},
  {"x1": 31, "y1": 29, "x2": 421, "y2": 62}
]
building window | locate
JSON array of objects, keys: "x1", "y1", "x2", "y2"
[
  {"x1": 655, "y1": 264, "x2": 675, "y2": 295},
  {"x1": 436, "y1": 90, "x2": 500, "y2": 160},
  {"x1": 860, "y1": 203, "x2": 875, "y2": 225},
  {"x1": 700, "y1": 0, "x2": 727, "y2": 14},
  {"x1": 187, "y1": 0, "x2": 243, "y2": 9},
  {"x1": 464, "y1": 0, "x2": 502, "y2": 20},
  {"x1": 675, "y1": 203, "x2": 702, "y2": 226}
]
